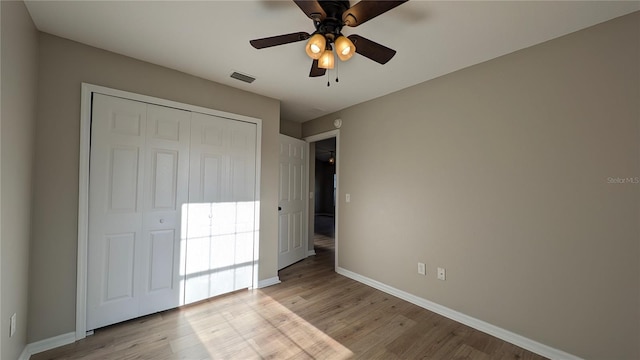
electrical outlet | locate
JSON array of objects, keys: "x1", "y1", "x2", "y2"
[
  {"x1": 437, "y1": 267, "x2": 446, "y2": 281},
  {"x1": 417, "y1": 262, "x2": 426, "y2": 275},
  {"x1": 10, "y1": 313, "x2": 16, "y2": 337}
]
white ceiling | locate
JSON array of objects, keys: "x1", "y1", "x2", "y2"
[{"x1": 25, "y1": 1, "x2": 639, "y2": 123}]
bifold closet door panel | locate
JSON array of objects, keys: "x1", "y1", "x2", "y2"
[
  {"x1": 184, "y1": 113, "x2": 257, "y2": 304},
  {"x1": 88, "y1": 95, "x2": 191, "y2": 330},
  {"x1": 138, "y1": 104, "x2": 191, "y2": 316},
  {"x1": 87, "y1": 94, "x2": 148, "y2": 330}
]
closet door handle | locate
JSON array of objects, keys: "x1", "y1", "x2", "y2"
[
  {"x1": 278, "y1": 206, "x2": 282, "y2": 211},
  {"x1": 159, "y1": 219, "x2": 165, "y2": 224}
]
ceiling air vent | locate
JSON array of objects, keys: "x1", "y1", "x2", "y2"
[{"x1": 230, "y1": 71, "x2": 256, "y2": 84}]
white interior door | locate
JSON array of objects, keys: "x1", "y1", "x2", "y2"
[
  {"x1": 184, "y1": 112, "x2": 257, "y2": 304},
  {"x1": 278, "y1": 135, "x2": 308, "y2": 269},
  {"x1": 87, "y1": 94, "x2": 148, "y2": 330},
  {"x1": 88, "y1": 95, "x2": 190, "y2": 330},
  {"x1": 139, "y1": 104, "x2": 190, "y2": 315}
]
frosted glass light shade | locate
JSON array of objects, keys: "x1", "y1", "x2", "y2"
[
  {"x1": 318, "y1": 49, "x2": 335, "y2": 69},
  {"x1": 305, "y1": 34, "x2": 326, "y2": 60},
  {"x1": 335, "y1": 36, "x2": 356, "y2": 61}
]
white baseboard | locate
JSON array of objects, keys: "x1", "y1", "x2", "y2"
[
  {"x1": 257, "y1": 276, "x2": 281, "y2": 288},
  {"x1": 20, "y1": 331, "x2": 76, "y2": 359},
  {"x1": 18, "y1": 347, "x2": 30, "y2": 360},
  {"x1": 307, "y1": 250, "x2": 316, "y2": 256},
  {"x1": 335, "y1": 267, "x2": 581, "y2": 360}
]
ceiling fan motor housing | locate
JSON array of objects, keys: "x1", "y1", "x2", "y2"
[{"x1": 314, "y1": 1, "x2": 351, "y2": 41}]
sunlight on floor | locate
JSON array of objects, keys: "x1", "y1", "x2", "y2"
[{"x1": 179, "y1": 291, "x2": 353, "y2": 359}]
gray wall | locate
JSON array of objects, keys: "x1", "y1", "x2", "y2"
[
  {"x1": 28, "y1": 33, "x2": 281, "y2": 343},
  {"x1": 279, "y1": 118, "x2": 302, "y2": 138},
  {"x1": 0, "y1": 1, "x2": 39, "y2": 359},
  {"x1": 302, "y1": 12, "x2": 639, "y2": 360}
]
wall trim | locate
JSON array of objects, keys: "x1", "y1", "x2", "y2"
[
  {"x1": 307, "y1": 250, "x2": 317, "y2": 256},
  {"x1": 20, "y1": 332, "x2": 76, "y2": 359},
  {"x1": 18, "y1": 348, "x2": 30, "y2": 360},
  {"x1": 257, "y1": 277, "x2": 281, "y2": 288},
  {"x1": 335, "y1": 267, "x2": 582, "y2": 360}
]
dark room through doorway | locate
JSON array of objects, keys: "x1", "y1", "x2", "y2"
[{"x1": 313, "y1": 137, "x2": 336, "y2": 245}]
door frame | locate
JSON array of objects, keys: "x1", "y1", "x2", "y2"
[
  {"x1": 76, "y1": 83, "x2": 262, "y2": 340},
  {"x1": 304, "y1": 129, "x2": 340, "y2": 271}
]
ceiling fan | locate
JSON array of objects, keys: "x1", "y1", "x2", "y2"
[{"x1": 249, "y1": 0, "x2": 408, "y2": 78}]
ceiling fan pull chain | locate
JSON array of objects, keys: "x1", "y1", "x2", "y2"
[
  {"x1": 336, "y1": 58, "x2": 339, "y2": 83},
  {"x1": 327, "y1": 68, "x2": 330, "y2": 87}
]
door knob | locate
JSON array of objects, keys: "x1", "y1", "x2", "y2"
[
  {"x1": 278, "y1": 206, "x2": 282, "y2": 211},
  {"x1": 159, "y1": 219, "x2": 165, "y2": 224}
]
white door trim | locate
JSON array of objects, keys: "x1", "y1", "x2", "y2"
[
  {"x1": 76, "y1": 83, "x2": 262, "y2": 340},
  {"x1": 304, "y1": 129, "x2": 339, "y2": 271}
]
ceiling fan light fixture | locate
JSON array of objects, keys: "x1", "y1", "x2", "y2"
[
  {"x1": 305, "y1": 33, "x2": 326, "y2": 60},
  {"x1": 335, "y1": 35, "x2": 356, "y2": 61},
  {"x1": 249, "y1": 0, "x2": 407, "y2": 78},
  {"x1": 318, "y1": 48, "x2": 335, "y2": 69}
]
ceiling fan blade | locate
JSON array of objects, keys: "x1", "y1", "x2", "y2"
[
  {"x1": 309, "y1": 59, "x2": 326, "y2": 77},
  {"x1": 293, "y1": 0, "x2": 326, "y2": 21},
  {"x1": 348, "y1": 34, "x2": 396, "y2": 64},
  {"x1": 250, "y1": 32, "x2": 311, "y2": 49},
  {"x1": 343, "y1": 0, "x2": 408, "y2": 27}
]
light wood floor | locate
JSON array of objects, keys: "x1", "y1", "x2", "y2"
[{"x1": 33, "y1": 235, "x2": 547, "y2": 359}]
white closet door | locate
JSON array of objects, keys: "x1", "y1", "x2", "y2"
[
  {"x1": 88, "y1": 95, "x2": 190, "y2": 330},
  {"x1": 138, "y1": 104, "x2": 190, "y2": 315},
  {"x1": 184, "y1": 112, "x2": 257, "y2": 304},
  {"x1": 88, "y1": 93, "x2": 258, "y2": 329},
  {"x1": 87, "y1": 94, "x2": 147, "y2": 330}
]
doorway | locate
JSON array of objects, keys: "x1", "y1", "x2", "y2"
[
  {"x1": 313, "y1": 138, "x2": 336, "y2": 238},
  {"x1": 305, "y1": 130, "x2": 339, "y2": 270}
]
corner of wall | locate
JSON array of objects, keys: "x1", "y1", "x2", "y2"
[
  {"x1": 0, "y1": 0, "x2": 3, "y2": 356},
  {"x1": 279, "y1": 118, "x2": 302, "y2": 139},
  {"x1": 1, "y1": 1, "x2": 39, "y2": 359}
]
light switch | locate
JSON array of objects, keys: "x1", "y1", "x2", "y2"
[{"x1": 345, "y1": 193, "x2": 351, "y2": 203}]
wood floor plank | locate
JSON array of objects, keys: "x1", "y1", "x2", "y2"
[{"x1": 32, "y1": 233, "x2": 547, "y2": 360}]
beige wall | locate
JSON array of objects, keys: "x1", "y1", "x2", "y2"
[
  {"x1": 303, "y1": 12, "x2": 640, "y2": 359},
  {"x1": 1, "y1": 1, "x2": 39, "y2": 359},
  {"x1": 29, "y1": 33, "x2": 280, "y2": 343},
  {"x1": 279, "y1": 118, "x2": 302, "y2": 138}
]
